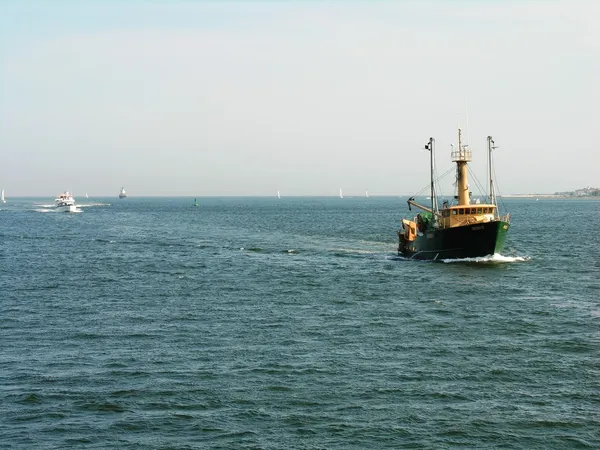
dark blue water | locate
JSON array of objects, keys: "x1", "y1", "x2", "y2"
[{"x1": 1, "y1": 197, "x2": 599, "y2": 448}]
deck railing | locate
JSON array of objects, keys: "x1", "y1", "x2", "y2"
[{"x1": 451, "y1": 147, "x2": 472, "y2": 162}]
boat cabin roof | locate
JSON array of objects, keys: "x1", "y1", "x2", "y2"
[{"x1": 446, "y1": 204, "x2": 495, "y2": 210}]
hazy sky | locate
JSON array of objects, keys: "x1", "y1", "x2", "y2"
[{"x1": 1, "y1": 0, "x2": 598, "y2": 196}]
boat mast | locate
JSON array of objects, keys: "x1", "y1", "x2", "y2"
[
  {"x1": 452, "y1": 128, "x2": 471, "y2": 206},
  {"x1": 487, "y1": 136, "x2": 496, "y2": 209},
  {"x1": 425, "y1": 137, "x2": 438, "y2": 217}
]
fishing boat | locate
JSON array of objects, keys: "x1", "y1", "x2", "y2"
[
  {"x1": 55, "y1": 191, "x2": 78, "y2": 212},
  {"x1": 397, "y1": 129, "x2": 510, "y2": 260},
  {"x1": 119, "y1": 187, "x2": 127, "y2": 199}
]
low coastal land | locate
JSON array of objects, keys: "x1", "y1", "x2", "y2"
[{"x1": 504, "y1": 187, "x2": 599, "y2": 199}]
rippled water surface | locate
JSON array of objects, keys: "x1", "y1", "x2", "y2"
[{"x1": 1, "y1": 197, "x2": 599, "y2": 448}]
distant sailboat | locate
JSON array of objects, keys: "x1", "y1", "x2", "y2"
[
  {"x1": 193, "y1": 198, "x2": 198, "y2": 207},
  {"x1": 365, "y1": 190, "x2": 369, "y2": 198},
  {"x1": 1, "y1": 189, "x2": 5, "y2": 204},
  {"x1": 119, "y1": 187, "x2": 127, "y2": 199},
  {"x1": 85, "y1": 193, "x2": 89, "y2": 199},
  {"x1": 277, "y1": 190, "x2": 281, "y2": 199},
  {"x1": 339, "y1": 188, "x2": 344, "y2": 199}
]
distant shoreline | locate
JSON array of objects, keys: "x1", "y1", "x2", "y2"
[{"x1": 502, "y1": 194, "x2": 599, "y2": 199}]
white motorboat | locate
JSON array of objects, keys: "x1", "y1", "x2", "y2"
[{"x1": 55, "y1": 191, "x2": 78, "y2": 212}]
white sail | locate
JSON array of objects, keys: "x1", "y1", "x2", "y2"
[
  {"x1": 339, "y1": 188, "x2": 343, "y2": 199},
  {"x1": 277, "y1": 190, "x2": 281, "y2": 199},
  {"x1": 365, "y1": 190, "x2": 369, "y2": 198},
  {"x1": 1, "y1": 189, "x2": 5, "y2": 204}
]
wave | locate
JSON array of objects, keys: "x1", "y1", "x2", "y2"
[
  {"x1": 332, "y1": 248, "x2": 378, "y2": 254},
  {"x1": 441, "y1": 253, "x2": 530, "y2": 264},
  {"x1": 240, "y1": 247, "x2": 298, "y2": 254},
  {"x1": 77, "y1": 203, "x2": 111, "y2": 207},
  {"x1": 33, "y1": 207, "x2": 83, "y2": 213}
]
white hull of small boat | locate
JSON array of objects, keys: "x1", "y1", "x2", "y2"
[{"x1": 57, "y1": 204, "x2": 78, "y2": 213}]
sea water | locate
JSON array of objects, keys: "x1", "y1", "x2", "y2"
[{"x1": 1, "y1": 197, "x2": 599, "y2": 448}]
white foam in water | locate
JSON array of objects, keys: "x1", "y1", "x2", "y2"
[
  {"x1": 34, "y1": 207, "x2": 83, "y2": 213},
  {"x1": 78, "y1": 203, "x2": 111, "y2": 207},
  {"x1": 331, "y1": 248, "x2": 378, "y2": 255},
  {"x1": 441, "y1": 253, "x2": 530, "y2": 264}
]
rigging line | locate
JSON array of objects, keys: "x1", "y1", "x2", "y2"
[
  {"x1": 433, "y1": 149, "x2": 441, "y2": 207},
  {"x1": 467, "y1": 166, "x2": 489, "y2": 200},
  {"x1": 432, "y1": 146, "x2": 444, "y2": 199},
  {"x1": 488, "y1": 148, "x2": 508, "y2": 214},
  {"x1": 435, "y1": 166, "x2": 456, "y2": 186},
  {"x1": 492, "y1": 157, "x2": 508, "y2": 214},
  {"x1": 435, "y1": 167, "x2": 454, "y2": 199},
  {"x1": 412, "y1": 184, "x2": 431, "y2": 198},
  {"x1": 435, "y1": 166, "x2": 456, "y2": 202},
  {"x1": 412, "y1": 166, "x2": 454, "y2": 197}
]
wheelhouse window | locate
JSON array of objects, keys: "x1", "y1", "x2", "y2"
[
  {"x1": 458, "y1": 208, "x2": 464, "y2": 215},
  {"x1": 477, "y1": 208, "x2": 482, "y2": 214}
]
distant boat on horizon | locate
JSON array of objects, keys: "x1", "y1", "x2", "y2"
[
  {"x1": 277, "y1": 190, "x2": 281, "y2": 199},
  {"x1": 365, "y1": 190, "x2": 369, "y2": 198},
  {"x1": 193, "y1": 198, "x2": 198, "y2": 207},
  {"x1": 339, "y1": 188, "x2": 343, "y2": 199},
  {"x1": 85, "y1": 193, "x2": 89, "y2": 199},
  {"x1": 1, "y1": 189, "x2": 5, "y2": 204},
  {"x1": 119, "y1": 187, "x2": 127, "y2": 199}
]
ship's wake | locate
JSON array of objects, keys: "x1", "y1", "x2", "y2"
[
  {"x1": 77, "y1": 203, "x2": 111, "y2": 207},
  {"x1": 33, "y1": 207, "x2": 83, "y2": 213},
  {"x1": 441, "y1": 253, "x2": 530, "y2": 264}
]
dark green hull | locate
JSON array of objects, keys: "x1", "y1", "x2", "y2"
[{"x1": 399, "y1": 220, "x2": 510, "y2": 260}]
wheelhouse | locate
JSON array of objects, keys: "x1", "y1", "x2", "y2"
[{"x1": 439, "y1": 204, "x2": 496, "y2": 228}]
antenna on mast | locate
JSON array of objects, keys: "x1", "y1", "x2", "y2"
[{"x1": 465, "y1": 100, "x2": 470, "y2": 147}]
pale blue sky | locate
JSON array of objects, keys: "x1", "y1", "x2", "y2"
[{"x1": 1, "y1": 1, "x2": 598, "y2": 196}]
